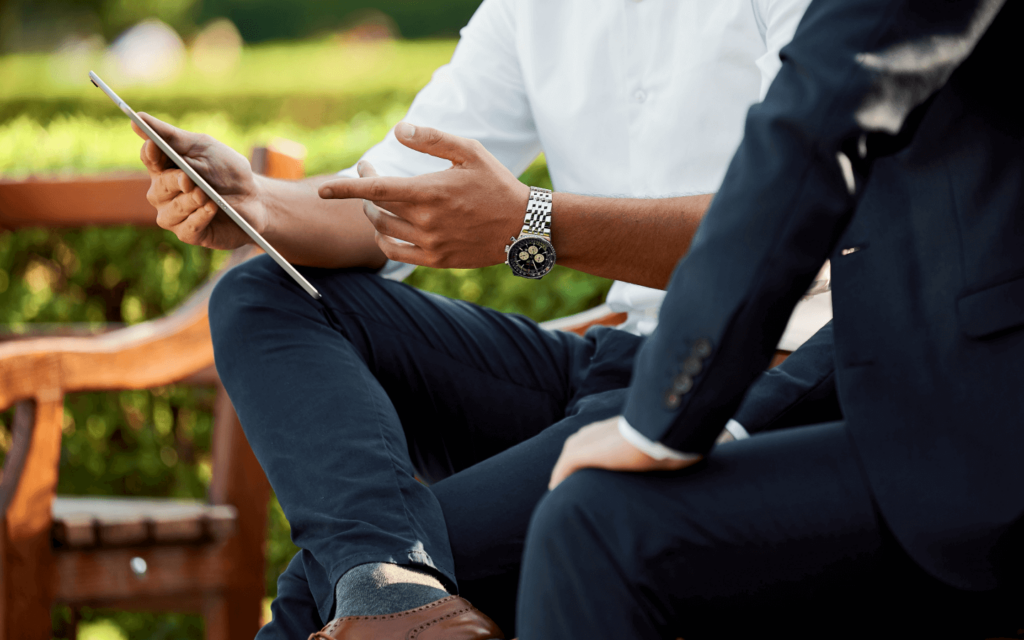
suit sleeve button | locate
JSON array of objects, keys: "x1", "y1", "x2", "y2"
[
  {"x1": 692, "y1": 338, "x2": 712, "y2": 359},
  {"x1": 671, "y1": 374, "x2": 693, "y2": 394},
  {"x1": 665, "y1": 391, "x2": 682, "y2": 409},
  {"x1": 682, "y1": 356, "x2": 702, "y2": 376}
]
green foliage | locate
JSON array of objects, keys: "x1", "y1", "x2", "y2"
[
  {"x1": 2, "y1": 0, "x2": 481, "y2": 47},
  {"x1": 0, "y1": 107, "x2": 410, "y2": 178},
  {"x1": 197, "y1": 0, "x2": 484, "y2": 41},
  {"x1": 0, "y1": 40, "x2": 611, "y2": 639}
]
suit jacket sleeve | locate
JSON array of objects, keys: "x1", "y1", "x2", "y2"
[{"x1": 624, "y1": 0, "x2": 1005, "y2": 453}]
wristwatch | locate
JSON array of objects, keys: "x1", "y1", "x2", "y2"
[{"x1": 505, "y1": 186, "x2": 556, "y2": 279}]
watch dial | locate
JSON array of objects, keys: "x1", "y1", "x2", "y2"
[{"x1": 508, "y1": 237, "x2": 556, "y2": 279}]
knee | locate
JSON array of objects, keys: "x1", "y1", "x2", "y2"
[
  {"x1": 525, "y1": 470, "x2": 616, "y2": 563},
  {"x1": 208, "y1": 254, "x2": 293, "y2": 350}
]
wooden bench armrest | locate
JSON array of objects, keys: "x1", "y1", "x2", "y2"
[
  {"x1": 539, "y1": 303, "x2": 627, "y2": 336},
  {"x1": 0, "y1": 174, "x2": 155, "y2": 230},
  {"x1": 0, "y1": 245, "x2": 261, "y2": 412}
]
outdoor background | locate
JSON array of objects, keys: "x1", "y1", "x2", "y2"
[{"x1": 0, "y1": 1, "x2": 613, "y2": 638}]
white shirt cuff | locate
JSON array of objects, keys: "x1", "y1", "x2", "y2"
[
  {"x1": 724, "y1": 419, "x2": 750, "y2": 441},
  {"x1": 617, "y1": 416, "x2": 702, "y2": 462}
]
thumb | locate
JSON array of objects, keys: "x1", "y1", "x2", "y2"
[
  {"x1": 356, "y1": 160, "x2": 379, "y2": 178},
  {"x1": 134, "y1": 112, "x2": 203, "y2": 156},
  {"x1": 393, "y1": 122, "x2": 481, "y2": 165}
]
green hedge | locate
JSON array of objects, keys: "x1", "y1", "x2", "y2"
[{"x1": 0, "y1": 39, "x2": 456, "y2": 127}]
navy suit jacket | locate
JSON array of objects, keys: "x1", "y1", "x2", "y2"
[{"x1": 624, "y1": 0, "x2": 1022, "y2": 591}]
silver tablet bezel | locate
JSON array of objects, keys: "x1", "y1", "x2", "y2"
[{"x1": 89, "y1": 70, "x2": 322, "y2": 300}]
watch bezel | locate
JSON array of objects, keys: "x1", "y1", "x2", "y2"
[{"x1": 506, "y1": 235, "x2": 556, "y2": 279}]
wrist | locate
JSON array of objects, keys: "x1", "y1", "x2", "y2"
[
  {"x1": 249, "y1": 174, "x2": 273, "y2": 240},
  {"x1": 507, "y1": 181, "x2": 532, "y2": 241},
  {"x1": 504, "y1": 183, "x2": 556, "y2": 279}
]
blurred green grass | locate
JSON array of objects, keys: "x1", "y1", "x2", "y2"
[
  {"x1": 1, "y1": 39, "x2": 455, "y2": 98},
  {"x1": 0, "y1": 38, "x2": 456, "y2": 125},
  {"x1": 1, "y1": 38, "x2": 611, "y2": 640}
]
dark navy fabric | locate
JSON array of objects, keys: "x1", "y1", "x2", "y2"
[
  {"x1": 621, "y1": 0, "x2": 1024, "y2": 591},
  {"x1": 733, "y1": 321, "x2": 841, "y2": 433},
  {"x1": 211, "y1": 255, "x2": 871, "y2": 637},
  {"x1": 517, "y1": 422, "x2": 1022, "y2": 640},
  {"x1": 209, "y1": 256, "x2": 639, "y2": 635}
]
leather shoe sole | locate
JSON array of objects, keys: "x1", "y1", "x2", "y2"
[{"x1": 308, "y1": 595, "x2": 504, "y2": 640}]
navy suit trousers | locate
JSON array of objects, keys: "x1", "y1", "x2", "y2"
[{"x1": 517, "y1": 421, "x2": 1022, "y2": 639}]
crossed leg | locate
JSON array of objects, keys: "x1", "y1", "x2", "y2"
[{"x1": 208, "y1": 255, "x2": 637, "y2": 636}]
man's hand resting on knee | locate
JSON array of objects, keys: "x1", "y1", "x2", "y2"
[{"x1": 548, "y1": 416, "x2": 703, "y2": 490}]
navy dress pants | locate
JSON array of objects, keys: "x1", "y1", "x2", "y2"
[
  {"x1": 208, "y1": 255, "x2": 640, "y2": 637},
  {"x1": 517, "y1": 421, "x2": 1022, "y2": 640}
]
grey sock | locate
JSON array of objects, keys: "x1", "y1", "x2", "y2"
[{"x1": 333, "y1": 562, "x2": 451, "y2": 619}]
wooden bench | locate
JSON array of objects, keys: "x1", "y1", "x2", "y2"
[{"x1": 0, "y1": 146, "x2": 308, "y2": 640}]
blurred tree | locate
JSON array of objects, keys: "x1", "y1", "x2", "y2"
[
  {"x1": 100, "y1": 0, "x2": 201, "y2": 39},
  {"x1": 0, "y1": 0, "x2": 483, "y2": 51},
  {"x1": 198, "y1": 0, "x2": 483, "y2": 41}
]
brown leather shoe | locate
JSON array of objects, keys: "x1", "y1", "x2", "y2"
[{"x1": 308, "y1": 595, "x2": 504, "y2": 640}]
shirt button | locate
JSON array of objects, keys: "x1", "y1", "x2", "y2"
[
  {"x1": 665, "y1": 391, "x2": 681, "y2": 409},
  {"x1": 635, "y1": 90, "x2": 647, "y2": 103}
]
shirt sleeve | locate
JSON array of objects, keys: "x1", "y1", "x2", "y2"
[
  {"x1": 617, "y1": 416, "x2": 749, "y2": 461},
  {"x1": 617, "y1": 416, "x2": 703, "y2": 461},
  {"x1": 338, "y1": 0, "x2": 541, "y2": 280},
  {"x1": 752, "y1": 0, "x2": 815, "y2": 100}
]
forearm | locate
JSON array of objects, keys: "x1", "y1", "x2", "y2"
[
  {"x1": 551, "y1": 192, "x2": 711, "y2": 290},
  {"x1": 258, "y1": 174, "x2": 388, "y2": 270}
]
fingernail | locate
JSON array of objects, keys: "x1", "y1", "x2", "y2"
[
  {"x1": 321, "y1": 187, "x2": 333, "y2": 198},
  {"x1": 397, "y1": 123, "x2": 416, "y2": 139}
]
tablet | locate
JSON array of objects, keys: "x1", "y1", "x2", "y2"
[{"x1": 89, "y1": 70, "x2": 322, "y2": 300}]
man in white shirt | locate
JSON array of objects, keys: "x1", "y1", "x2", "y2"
[{"x1": 136, "y1": 0, "x2": 815, "y2": 637}]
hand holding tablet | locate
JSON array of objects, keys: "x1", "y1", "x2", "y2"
[{"x1": 89, "y1": 71, "x2": 321, "y2": 299}]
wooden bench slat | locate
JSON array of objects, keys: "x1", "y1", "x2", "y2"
[{"x1": 52, "y1": 497, "x2": 237, "y2": 548}]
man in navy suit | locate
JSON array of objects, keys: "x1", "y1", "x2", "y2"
[{"x1": 517, "y1": 0, "x2": 1024, "y2": 637}]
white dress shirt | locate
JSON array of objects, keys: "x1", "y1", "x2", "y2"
[
  {"x1": 345, "y1": 0, "x2": 824, "y2": 344},
  {"x1": 341, "y1": 0, "x2": 820, "y2": 450}
]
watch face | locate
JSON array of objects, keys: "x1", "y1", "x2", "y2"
[{"x1": 507, "y1": 236, "x2": 556, "y2": 279}]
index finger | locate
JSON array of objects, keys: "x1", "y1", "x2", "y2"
[{"x1": 318, "y1": 176, "x2": 426, "y2": 203}]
